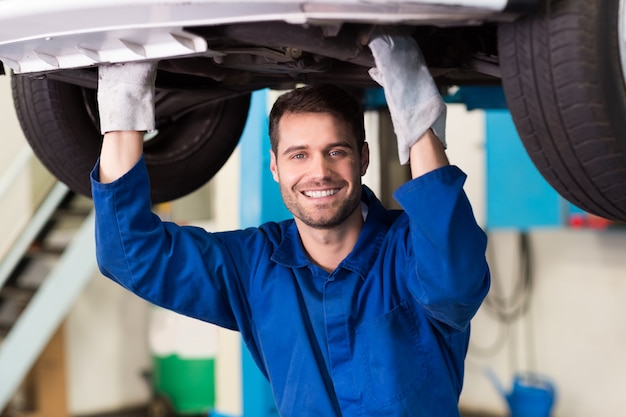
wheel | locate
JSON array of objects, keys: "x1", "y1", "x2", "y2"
[
  {"x1": 498, "y1": 0, "x2": 626, "y2": 221},
  {"x1": 11, "y1": 72, "x2": 251, "y2": 203}
]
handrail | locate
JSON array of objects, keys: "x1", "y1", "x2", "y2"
[{"x1": 0, "y1": 181, "x2": 70, "y2": 290}]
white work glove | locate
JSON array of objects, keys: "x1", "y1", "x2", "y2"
[
  {"x1": 368, "y1": 32, "x2": 446, "y2": 164},
  {"x1": 97, "y1": 61, "x2": 158, "y2": 134}
]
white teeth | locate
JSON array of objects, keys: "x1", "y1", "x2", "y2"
[{"x1": 304, "y1": 189, "x2": 338, "y2": 198}]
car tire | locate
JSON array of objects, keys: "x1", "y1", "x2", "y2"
[
  {"x1": 11, "y1": 73, "x2": 251, "y2": 203},
  {"x1": 498, "y1": 0, "x2": 626, "y2": 221}
]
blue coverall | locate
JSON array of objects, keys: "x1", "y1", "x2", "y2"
[{"x1": 91, "y1": 157, "x2": 490, "y2": 417}]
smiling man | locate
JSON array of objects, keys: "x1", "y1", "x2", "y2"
[
  {"x1": 268, "y1": 92, "x2": 369, "y2": 271},
  {"x1": 92, "y1": 32, "x2": 490, "y2": 417}
]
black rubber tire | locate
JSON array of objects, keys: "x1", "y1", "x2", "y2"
[
  {"x1": 11, "y1": 74, "x2": 251, "y2": 203},
  {"x1": 498, "y1": 0, "x2": 626, "y2": 221}
]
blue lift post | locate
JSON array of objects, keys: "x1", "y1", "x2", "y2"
[
  {"x1": 484, "y1": 109, "x2": 563, "y2": 229},
  {"x1": 237, "y1": 89, "x2": 289, "y2": 417}
]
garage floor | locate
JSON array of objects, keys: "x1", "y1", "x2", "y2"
[{"x1": 76, "y1": 407, "x2": 502, "y2": 417}]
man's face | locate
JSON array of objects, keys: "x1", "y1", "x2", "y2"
[{"x1": 269, "y1": 111, "x2": 369, "y2": 230}]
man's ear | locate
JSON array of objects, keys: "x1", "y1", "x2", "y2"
[
  {"x1": 360, "y1": 142, "x2": 370, "y2": 176},
  {"x1": 269, "y1": 150, "x2": 279, "y2": 182}
]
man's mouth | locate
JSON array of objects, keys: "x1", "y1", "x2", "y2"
[{"x1": 302, "y1": 188, "x2": 340, "y2": 199}]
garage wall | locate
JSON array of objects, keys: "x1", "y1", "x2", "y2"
[
  {"x1": 461, "y1": 229, "x2": 626, "y2": 417},
  {"x1": 64, "y1": 275, "x2": 153, "y2": 414}
]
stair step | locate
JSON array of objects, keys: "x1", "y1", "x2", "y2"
[
  {"x1": 0, "y1": 325, "x2": 9, "y2": 340},
  {"x1": 50, "y1": 206, "x2": 93, "y2": 220},
  {"x1": 8, "y1": 254, "x2": 56, "y2": 289},
  {"x1": 0, "y1": 290, "x2": 29, "y2": 332},
  {"x1": 27, "y1": 246, "x2": 65, "y2": 257},
  {"x1": 0, "y1": 285, "x2": 37, "y2": 304}
]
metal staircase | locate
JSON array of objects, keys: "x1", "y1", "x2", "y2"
[{"x1": 0, "y1": 180, "x2": 97, "y2": 413}]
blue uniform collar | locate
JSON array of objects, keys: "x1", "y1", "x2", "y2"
[{"x1": 270, "y1": 185, "x2": 399, "y2": 279}]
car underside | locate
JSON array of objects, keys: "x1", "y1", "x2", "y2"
[{"x1": 35, "y1": 21, "x2": 501, "y2": 98}]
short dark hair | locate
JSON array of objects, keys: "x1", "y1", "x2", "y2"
[{"x1": 268, "y1": 84, "x2": 366, "y2": 154}]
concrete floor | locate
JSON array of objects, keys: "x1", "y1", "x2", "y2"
[{"x1": 78, "y1": 407, "x2": 502, "y2": 417}]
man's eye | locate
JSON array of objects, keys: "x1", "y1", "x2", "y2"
[
  {"x1": 291, "y1": 153, "x2": 305, "y2": 159},
  {"x1": 329, "y1": 150, "x2": 346, "y2": 157}
]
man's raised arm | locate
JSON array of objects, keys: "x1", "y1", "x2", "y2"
[{"x1": 368, "y1": 31, "x2": 449, "y2": 178}]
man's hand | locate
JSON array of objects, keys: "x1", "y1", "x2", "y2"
[
  {"x1": 97, "y1": 61, "x2": 158, "y2": 183},
  {"x1": 98, "y1": 61, "x2": 158, "y2": 134},
  {"x1": 368, "y1": 31, "x2": 446, "y2": 165}
]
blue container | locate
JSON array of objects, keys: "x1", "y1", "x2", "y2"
[{"x1": 506, "y1": 373, "x2": 556, "y2": 417}]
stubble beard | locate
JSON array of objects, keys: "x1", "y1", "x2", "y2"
[{"x1": 281, "y1": 184, "x2": 362, "y2": 230}]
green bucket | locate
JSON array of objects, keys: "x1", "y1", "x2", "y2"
[{"x1": 152, "y1": 353, "x2": 215, "y2": 415}]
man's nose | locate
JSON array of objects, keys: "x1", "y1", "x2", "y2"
[{"x1": 309, "y1": 154, "x2": 332, "y2": 178}]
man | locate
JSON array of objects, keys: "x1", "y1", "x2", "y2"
[{"x1": 92, "y1": 32, "x2": 490, "y2": 416}]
